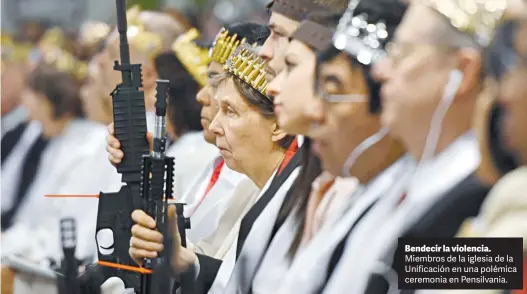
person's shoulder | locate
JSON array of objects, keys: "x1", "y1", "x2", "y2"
[{"x1": 480, "y1": 166, "x2": 527, "y2": 219}]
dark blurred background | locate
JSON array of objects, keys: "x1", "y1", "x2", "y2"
[{"x1": 1, "y1": 0, "x2": 270, "y2": 41}]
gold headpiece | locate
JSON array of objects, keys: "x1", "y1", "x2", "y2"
[
  {"x1": 79, "y1": 21, "x2": 112, "y2": 47},
  {"x1": 39, "y1": 27, "x2": 67, "y2": 49},
  {"x1": 423, "y1": 0, "x2": 507, "y2": 47},
  {"x1": 126, "y1": 5, "x2": 163, "y2": 59},
  {"x1": 40, "y1": 45, "x2": 88, "y2": 80},
  {"x1": 1, "y1": 33, "x2": 33, "y2": 63},
  {"x1": 224, "y1": 44, "x2": 269, "y2": 98},
  {"x1": 209, "y1": 28, "x2": 246, "y2": 65},
  {"x1": 172, "y1": 28, "x2": 211, "y2": 87}
]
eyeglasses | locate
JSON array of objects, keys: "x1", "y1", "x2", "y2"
[{"x1": 319, "y1": 91, "x2": 368, "y2": 103}]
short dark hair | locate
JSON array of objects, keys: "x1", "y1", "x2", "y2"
[
  {"x1": 216, "y1": 72, "x2": 295, "y2": 150},
  {"x1": 28, "y1": 63, "x2": 84, "y2": 118},
  {"x1": 154, "y1": 52, "x2": 203, "y2": 136},
  {"x1": 224, "y1": 22, "x2": 271, "y2": 46}
]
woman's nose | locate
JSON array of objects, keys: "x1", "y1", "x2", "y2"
[
  {"x1": 266, "y1": 70, "x2": 285, "y2": 98},
  {"x1": 196, "y1": 85, "x2": 211, "y2": 106},
  {"x1": 209, "y1": 114, "x2": 223, "y2": 136}
]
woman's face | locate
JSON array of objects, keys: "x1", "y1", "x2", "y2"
[
  {"x1": 196, "y1": 61, "x2": 223, "y2": 144},
  {"x1": 309, "y1": 53, "x2": 381, "y2": 176},
  {"x1": 269, "y1": 40, "x2": 320, "y2": 135},
  {"x1": 209, "y1": 77, "x2": 279, "y2": 174}
]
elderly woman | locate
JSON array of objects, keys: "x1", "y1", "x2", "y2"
[
  {"x1": 126, "y1": 45, "x2": 298, "y2": 293},
  {"x1": 1, "y1": 60, "x2": 120, "y2": 265}
]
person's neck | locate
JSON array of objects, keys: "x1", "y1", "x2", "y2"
[
  {"x1": 43, "y1": 116, "x2": 74, "y2": 138},
  {"x1": 350, "y1": 135, "x2": 405, "y2": 184},
  {"x1": 245, "y1": 148, "x2": 286, "y2": 189},
  {"x1": 405, "y1": 101, "x2": 475, "y2": 160}
]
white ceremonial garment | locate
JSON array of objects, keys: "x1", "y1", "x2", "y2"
[
  {"x1": 181, "y1": 154, "x2": 249, "y2": 247},
  {"x1": 249, "y1": 175, "x2": 358, "y2": 294},
  {"x1": 1, "y1": 121, "x2": 42, "y2": 213},
  {"x1": 275, "y1": 156, "x2": 415, "y2": 294},
  {"x1": 146, "y1": 110, "x2": 155, "y2": 134},
  {"x1": 323, "y1": 132, "x2": 480, "y2": 294},
  {"x1": 1, "y1": 119, "x2": 122, "y2": 265},
  {"x1": 166, "y1": 131, "x2": 219, "y2": 198},
  {"x1": 195, "y1": 176, "x2": 261, "y2": 259},
  {"x1": 218, "y1": 166, "x2": 301, "y2": 294},
  {"x1": 1, "y1": 106, "x2": 27, "y2": 138}
]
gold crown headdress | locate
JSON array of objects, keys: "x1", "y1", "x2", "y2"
[
  {"x1": 1, "y1": 33, "x2": 33, "y2": 63},
  {"x1": 125, "y1": 5, "x2": 163, "y2": 59},
  {"x1": 172, "y1": 28, "x2": 211, "y2": 87},
  {"x1": 224, "y1": 44, "x2": 270, "y2": 98},
  {"x1": 79, "y1": 21, "x2": 112, "y2": 47},
  {"x1": 39, "y1": 45, "x2": 88, "y2": 80},
  {"x1": 39, "y1": 27, "x2": 67, "y2": 49},
  {"x1": 209, "y1": 28, "x2": 246, "y2": 65},
  {"x1": 422, "y1": 0, "x2": 507, "y2": 47}
]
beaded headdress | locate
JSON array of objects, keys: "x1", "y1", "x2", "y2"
[
  {"x1": 209, "y1": 28, "x2": 246, "y2": 65},
  {"x1": 172, "y1": 28, "x2": 211, "y2": 87},
  {"x1": 333, "y1": 0, "x2": 392, "y2": 66},
  {"x1": 224, "y1": 44, "x2": 270, "y2": 99},
  {"x1": 422, "y1": 0, "x2": 507, "y2": 47}
]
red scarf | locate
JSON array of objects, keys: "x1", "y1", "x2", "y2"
[{"x1": 278, "y1": 139, "x2": 299, "y2": 175}]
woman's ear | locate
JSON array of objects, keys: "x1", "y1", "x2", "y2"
[
  {"x1": 456, "y1": 48, "x2": 482, "y2": 97},
  {"x1": 271, "y1": 122, "x2": 288, "y2": 143}
]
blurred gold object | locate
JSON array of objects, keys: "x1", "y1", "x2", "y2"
[
  {"x1": 423, "y1": 0, "x2": 507, "y2": 46},
  {"x1": 210, "y1": 28, "x2": 246, "y2": 65},
  {"x1": 39, "y1": 27, "x2": 67, "y2": 49},
  {"x1": 79, "y1": 21, "x2": 112, "y2": 47},
  {"x1": 126, "y1": 5, "x2": 163, "y2": 59},
  {"x1": 224, "y1": 44, "x2": 270, "y2": 98},
  {"x1": 172, "y1": 28, "x2": 211, "y2": 87},
  {"x1": 40, "y1": 45, "x2": 88, "y2": 80},
  {"x1": 1, "y1": 33, "x2": 33, "y2": 63}
]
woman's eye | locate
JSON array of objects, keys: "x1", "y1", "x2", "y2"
[
  {"x1": 285, "y1": 61, "x2": 296, "y2": 73},
  {"x1": 225, "y1": 106, "x2": 236, "y2": 116}
]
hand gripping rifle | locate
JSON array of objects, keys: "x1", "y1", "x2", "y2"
[
  {"x1": 141, "y1": 80, "x2": 193, "y2": 294},
  {"x1": 92, "y1": 0, "x2": 149, "y2": 291}
]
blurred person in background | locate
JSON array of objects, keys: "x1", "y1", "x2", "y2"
[
  {"x1": 96, "y1": 5, "x2": 185, "y2": 132},
  {"x1": 445, "y1": 20, "x2": 527, "y2": 294},
  {"x1": 1, "y1": 34, "x2": 46, "y2": 232},
  {"x1": 1, "y1": 47, "x2": 121, "y2": 268}
]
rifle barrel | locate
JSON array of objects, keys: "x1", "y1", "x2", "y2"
[{"x1": 116, "y1": 0, "x2": 131, "y2": 66}]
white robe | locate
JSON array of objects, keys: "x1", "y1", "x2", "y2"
[
  {"x1": 274, "y1": 156, "x2": 415, "y2": 294},
  {"x1": 216, "y1": 166, "x2": 301, "y2": 294},
  {"x1": 1, "y1": 121, "x2": 42, "y2": 213},
  {"x1": 179, "y1": 153, "x2": 252, "y2": 250},
  {"x1": 1, "y1": 119, "x2": 122, "y2": 265},
  {"x1": 323, "y1": 132, "x2": 480, "y2": 294},
  {"x1": 166, "y1": 131, "x2": 219, "y2": 199},
  {"x1": 1, "y1": 106, "x2": 27, "y2": 138}
]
